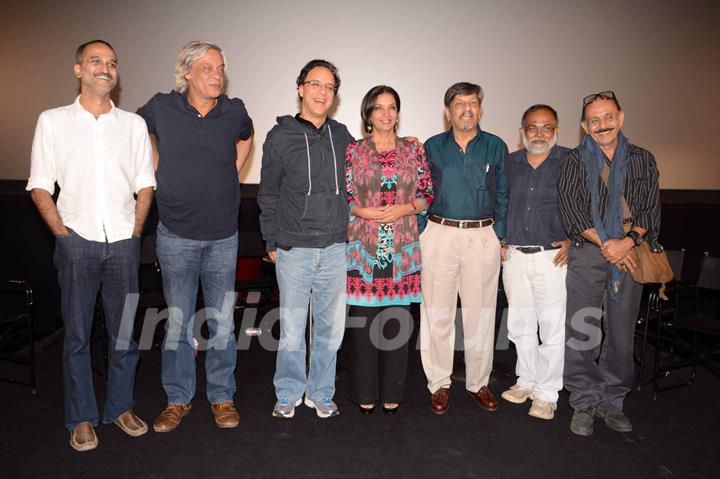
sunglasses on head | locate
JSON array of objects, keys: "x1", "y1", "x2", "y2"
[{"x1": 582, "y1": 91, "x2": 616, "y2": 106}]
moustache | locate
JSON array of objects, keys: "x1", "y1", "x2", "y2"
[
  {"x1": 594, "y1": 128, "x2": 613, "y2": 134},
  {"x1": 94, "y1": 73, "x2": 114, "y2": 81}
]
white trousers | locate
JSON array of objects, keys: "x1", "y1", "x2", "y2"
[
  {"x1": 502, "y1": 247, "x2": 567, "y2": 403},
  {"x1": 420, "y1": 221, "x2": 501, "y2": 394}
]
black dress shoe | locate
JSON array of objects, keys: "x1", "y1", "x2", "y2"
[
  {"x1": 382, "y1": 404, "x2": 400, "y2": 415},
  {"x1": 357, "y1": 404, "x2": 375, "y2": 415}
]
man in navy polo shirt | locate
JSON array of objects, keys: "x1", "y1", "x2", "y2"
[{"x1": 137, "y1": 40, "x2": 253, "y2": 432}]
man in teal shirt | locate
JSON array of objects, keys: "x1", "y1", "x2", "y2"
[{"x1": 420, "y1": 82, "x2": 508, "y2": 415}]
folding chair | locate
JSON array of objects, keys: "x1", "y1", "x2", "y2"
[
  {"x1": 634, "y1": 249, "x2": 685, "y2": 389},
  {"x1": 653, "y1": 252, "x2": 720, "y2": 394},
  {"x1": 0, "y1": 279, "x2": 36, "y2": 392}
]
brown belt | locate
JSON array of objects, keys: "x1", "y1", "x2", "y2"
[{"x1": 429, "y1": 215, "x2": 493, "y2": 229}]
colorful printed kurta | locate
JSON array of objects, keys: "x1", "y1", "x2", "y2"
[{"x1": 345, "y1": 137, "x2": 434, "y2": 306}]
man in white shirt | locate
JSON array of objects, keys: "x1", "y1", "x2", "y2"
[{"x1": 26, "y1": 40, "x2": 156, "y2": 452}]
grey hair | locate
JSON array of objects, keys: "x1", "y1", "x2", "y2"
[
  {"x1": 173, "y1": 40, "x2": 227, "y2": 93},
  {"x1": 444, "y1": 82, "x2": 484, "y2": 107}
]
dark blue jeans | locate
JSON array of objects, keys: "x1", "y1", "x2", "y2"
[
  {"x1": 54, "y1": 230, "x2": 141, "y2": 431},
  {"x1": 156, "y1": 222, "x2": 238, "y2": 405}
]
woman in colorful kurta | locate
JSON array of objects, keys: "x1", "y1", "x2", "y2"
[{"x1": 345, "y1": 85, "x2": 434, "y2": 414}]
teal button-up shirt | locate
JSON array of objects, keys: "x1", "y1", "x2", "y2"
[{"x1": 424, "y1": 128, "x2": 509, "y2": 238}]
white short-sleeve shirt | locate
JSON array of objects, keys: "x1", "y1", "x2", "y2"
[{"x1": 26, "y1": 96, "x2": 156, "y2": 243}]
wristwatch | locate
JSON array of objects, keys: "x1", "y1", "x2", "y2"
[{"x1": 625, "y1": 230, "x2": 643, "y2": 246}]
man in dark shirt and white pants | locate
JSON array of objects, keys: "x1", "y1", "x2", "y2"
[
  {"x1": 558, "y1": 91, "x2": 661, "y2": 436},
  {"x1": 500, "y1": 104, "x2": 570, "y2": 421},
  {"x1": 137, "y1": 41, "x2": 253, "y2": 432},
  {"x1": 420, "y1": 82, "x2": 508, "y2": 415}
]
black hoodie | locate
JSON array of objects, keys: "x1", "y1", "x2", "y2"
[{"x1": 258, "y1": 115, "x2": 354, "y2": 251}]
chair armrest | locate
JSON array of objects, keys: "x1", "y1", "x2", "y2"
[{"x1": 0, "y1": 279, "x2": 33, "y2": 306}]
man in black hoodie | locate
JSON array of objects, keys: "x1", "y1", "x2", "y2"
[{"x1": 259, "y1": 59, "x2": 353, "y2": 419}]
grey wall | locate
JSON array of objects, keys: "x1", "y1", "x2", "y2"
[{"x1": 2, "y1": 0, "x2": 719, "y2": 188}]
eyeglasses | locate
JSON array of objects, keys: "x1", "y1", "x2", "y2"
[
  {"x1": 582, "y1": 91, "x2": 616, "y2": 106},
  {"x1": 303, "y1": 80, "x2": 337, "y2": 94},
  {"x1": 524, "y1": 125, "x2": 556, "y2": 135}
]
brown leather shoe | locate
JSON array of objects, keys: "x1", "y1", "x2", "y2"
[
  {"x1": 153, "y1": 403, "x2": 192, "y2": 433},
  {"x1": 70, "y1": 422, "x2": 98, "y2": 452},
  {"x1": 211, "y1": 400, "x2": 240, "y2": 428},
  {"x1": 469, "y1": 386, "x2": 498, "y2": 412},
  {"x1": 429, "y1": 387, "x2": 450, "y2": 415},
  {"x1": 114, "y1": 410, "x2": 148, "y2": 437}
]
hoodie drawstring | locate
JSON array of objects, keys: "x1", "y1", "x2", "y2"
[
  {"x1": 304, "y1": 133, "x2": 312, "y2": 196},
  {"x1": 327, "y1": 125, "x2": 340, "y2": 195},
  {"x1": 304, "y1": 126, "x2": 340, "y2": 197}
]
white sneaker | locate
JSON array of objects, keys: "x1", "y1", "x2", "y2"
[
  {"x1": 501, "y1": 384, "x2": 534, "y2": 404},
  {"x1": 528, "y1": 399, "x2": 556, "y2": 420}
]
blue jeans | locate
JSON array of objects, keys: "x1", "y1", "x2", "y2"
[
  {"x1": 274, "y1": 243, "x2": 346, "y2": 402},
  {"x1": 54, "y1": 230, "x2": 141, "y2": 431},
  {"x1": 156, "y1": 222, "x2": 238, "y2": 405}
]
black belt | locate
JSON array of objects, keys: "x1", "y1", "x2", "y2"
[
  {"x1": 514, "y1": 245, "x2": 561, "y2": 254},
  {"x1": 429, "y1": 215, "x2": 493, "y2": 229}
]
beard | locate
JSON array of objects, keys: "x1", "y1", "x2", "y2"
[
  {"x1": 522, "y1": 131, "x2": 557, "y2": 155},
  {"x1": 452, "y1": 111, "x2": 478, "y2": 132},
  {"x1": 455, "y1": 122, "x2": 476, "y2": 132}
]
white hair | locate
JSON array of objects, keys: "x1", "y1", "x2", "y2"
[{"x1": 173, "y1": 40, "x2": 227, "y2": 93}]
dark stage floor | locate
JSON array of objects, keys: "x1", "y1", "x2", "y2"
[{"x1": 2, "y1": 308, "x2": 719, "y2": 479}]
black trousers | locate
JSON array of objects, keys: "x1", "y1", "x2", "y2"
[{"x1": 346, "y1": 305, "x2": 412, "y2": 404}]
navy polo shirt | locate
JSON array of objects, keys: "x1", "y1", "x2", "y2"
[
  {"x1": 505, "y1": 145, "x2": 569, "y2": 246},
  {"x1": 137, "y1": 91, "x2": 253, "y2": 240}
]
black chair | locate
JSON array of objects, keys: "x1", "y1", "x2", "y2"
[
  {"x1": 235, "y1": 256, "x2": 277, "y2": 310},
  {"x1": 139, "y1": 233, "x2": 163, "y2": 300},
  {"x1": 234, "y1": 255, "x2": 278, "y2": 340},
  {"x1": 653, "y1": 252, "x2": 720, "y2": 394},
  {"x1": 0, "y1": 279, "x2": 36, "y2": 392},
  {"x1": 135, "y1": 233, "x2": 167, "y2": 352},
  {"x1": 634, "y1": 249, "x2": 685, "y2": 389}
]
